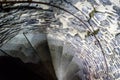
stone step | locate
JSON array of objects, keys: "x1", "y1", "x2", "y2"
[
  {"x1": 47, "y1": 33, "x2": 64, "y2": 80},
  {"x1": 0, "y1": 33, "x2": 40, "y2": 63},
  {"x1": 59, "y1": 42, "x2": 75, "y2": 80},
  {"x1": 63, "y1": 56, "x2": 84, "y2": 80},
  {"x1": 24, "y1": 32, "x2": 56, "y2": 80}
]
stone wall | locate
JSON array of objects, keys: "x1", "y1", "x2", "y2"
[{"x1": 0, "y1": 0, "x2": 120, "y2": 80}]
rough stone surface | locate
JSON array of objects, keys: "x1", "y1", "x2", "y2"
[{"x1": 0, "y1": 0, "x2": 120, "y2": 80}]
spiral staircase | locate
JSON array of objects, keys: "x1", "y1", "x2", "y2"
[{"x1": 0, "y1": 0, "x2": 120, "y2": 80}]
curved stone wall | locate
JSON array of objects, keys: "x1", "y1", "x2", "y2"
[{"x1": 0, "y1": 0, "x2": 120, "y2": 80}]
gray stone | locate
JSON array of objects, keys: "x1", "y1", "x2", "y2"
[{"x1": 0, "y1": 0, "x2": 120, "y2": 80}]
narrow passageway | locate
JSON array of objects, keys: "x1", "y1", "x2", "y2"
[{"x1": 0, "y1": 0, "x2": 120, "y2": 80}]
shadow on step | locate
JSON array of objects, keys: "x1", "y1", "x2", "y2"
[{"x1": 0, "y1": 56, "x2": 57, "y2": 80}]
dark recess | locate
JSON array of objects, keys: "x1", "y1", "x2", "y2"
[{"x1": 0, "y1": 56, "x2": 57, "y2": 80}]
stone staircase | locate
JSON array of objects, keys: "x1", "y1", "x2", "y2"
[
  {"x1": 0, "y1": 0, "x2": 120, "y2": 80},
  {"x1": 0, "y1": 30, "x2": 87, "y2": 80}
]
